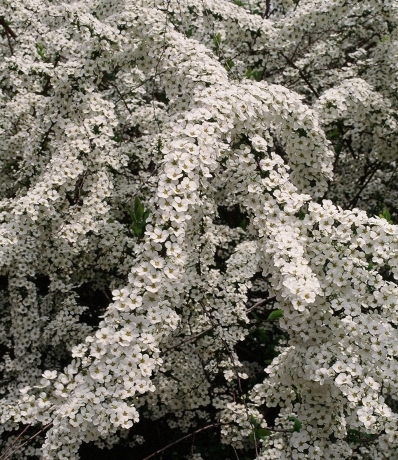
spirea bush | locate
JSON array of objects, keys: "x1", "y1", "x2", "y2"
[{"x1": 0, "y1": 0, "x2": 398, "y2": 459}]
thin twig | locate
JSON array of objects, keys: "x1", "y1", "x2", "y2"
[
  {"x1": 101, "y1": 288, "x2": 111, "y2": 302},
  {"x1": 0, "y1": 422, "x2": 53, "y2": 460},
  {"x1": 246, "y1": 296, "x2": 276, "y2": 313},
  {"x1": 165, "y1": 326, "x2": 215, "y2": 351},
  {"x1": 141, "y1": 423, "x2": 226, "y2": 460},
  {"x1": 199, "y1": 300, "x2": 260, "y2": 456},
  {"x1": 0, "y1": 426, "x2": 30, "y2": 460},
  {"x1": 279, "y1": 51, "x2": 319, "y2": 98},
  {"x1": 109, "y1": 82, "x2": 133, "y2": 115},
  {"x1": 348, "y1": 161, "x2": 382, "y2": 209}
]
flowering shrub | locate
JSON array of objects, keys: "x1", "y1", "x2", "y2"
[{"x1": 0, "y1": 0, "x2": 398, "y2": 459}]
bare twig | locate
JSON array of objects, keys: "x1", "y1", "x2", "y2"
[
  {"x1": 279, "y1": 51, "x2": 319, "y2": 98},
  {"x1": 348, "y1": 161, "x2": 382, "y2": 209},
  {"x1": 101, "y1": 288, "x2": 111, "y2": 302},
  {"x1": 198, "y1": 300, "x2": 260, "y2": 456},
  {"x1": 165, "y1": 326, "x2": 215, "y2": 351},
  {"x1": 0, "y1": 426, "x2": 30, "y2": 460},
  {"x1": 109, "y1": 82, "x2": 133, "y2": 116},
  {"x1": 0, "y1": 422, "x2": 53, "y2": 460},
  {"x1": 142, "y1": 423, "x2": 227, "y2": 460},
  {"x1": 246, "y1": 296, "x2": 276, "y2": 313}
]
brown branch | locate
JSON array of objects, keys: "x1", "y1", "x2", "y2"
[
  {"x1": 5, "y1": 32, "x2": 13, "y2": 54},
  {"x1": 264, "y1": 0, "x2": 271, "y2": 18},
  {"x1": 0, "y1": 17, "x2": 17, "y2": 39},
  {"x1": 0, "y1": 17, "x2": 16, "y2": 55}
]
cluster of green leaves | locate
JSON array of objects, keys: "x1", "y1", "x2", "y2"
[
  {"x1": 212, "y1": 32, "x2": 222, "y2": 51},
  {"x1": 346, "y1": 429, "x2": 376, "y2": 443},
  {"x1": 36, "y1": 42, "x2": 45, "y2": 59},
  {"x1": 287, "y1": 416, "x2": 302, "y2": 432},
  {"x1": 245, "y1": 68, "x2": 264, "y2": 81},
  {"x1": 211, "y1": 33, "x2": 235, "y2": 71},
  {"x1": 127, "y1": 198, "x2": 150, "y2": 238},
  {"x1": 249, "y1": 415, "x2": 272, "y2": 444}
]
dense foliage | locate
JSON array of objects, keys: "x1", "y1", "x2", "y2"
[{"x1": 0, "y1": 0, "x2": 398, "y2": 458}]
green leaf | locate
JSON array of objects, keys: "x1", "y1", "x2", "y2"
[
  {"x1": 250, "y1": 311, "x2": 260, "y2": 321},
  {"x1": 213, "y1": 33, "x2": 222, "y2": 50},
  {"x1": 347, "y1": 429, "x2": 375, "y2": 443},
  {"x1": 224, "y1": 59, "x2": 235, "y2": 70},
  {"x1": 326, "y1": 128, "x2": 340, "y2": 140},
  {"x1": 143, "y1": 210, "x2": 151, "y2": 222},
  {"x1": 134, "y1": 197, "x2": 145, "y2": 220},
  {"x1": 130, "y1": 223, "x2": 143, "y2": 238},
  {"x1": 257, "y1": 428, "x2": 272, "y2": 439},
  {"x1": 256, "y1": 328, "x2": 269, "y2": 344},
  {"x1": 36, "y1": 43, "x2": 45, "y2": 59},
  {"x1": 249, "y1": 431, "x2": 256, "y2": 444},
  {"x1": 251, "y1": 70, "x2": 263, "y2": 81},
  {"x1": 288, "y1": 416, "x2": 302, "y2": 432},
  {"x1": 267, "y1": 310, "x2": 284, "y2": 321},
  {"x1": 367, "y1": 261, "x2": 374, "y2": 271},
  {"x1": 249, "y1": 417, "x2": 272, "y2": 444},
  {"x1": 127, "y1": 206, "x2": 136, "y2": 222},
  {"x1": 379, "y1": 207, "x2": 393, "y2": 224},
  {"x1": 249, "y1": 415, "x2": 259, "y2": 428},
  {"x1": 245, "y1": 68, "x2": 253, "y2": 79},
  {"x1": 295, "y1": 209, "x2": 306, "y2": 220},
  {"x1": 239, "y1": 217, "x2": 247, "y2": 230},
  {"x1": 127, "y1": 199, "x2": 150, "y2": 238}
]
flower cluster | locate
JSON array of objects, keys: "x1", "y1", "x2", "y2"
[{"x1": 0, "y1": 0, "x2": 397, "y2": 459}]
